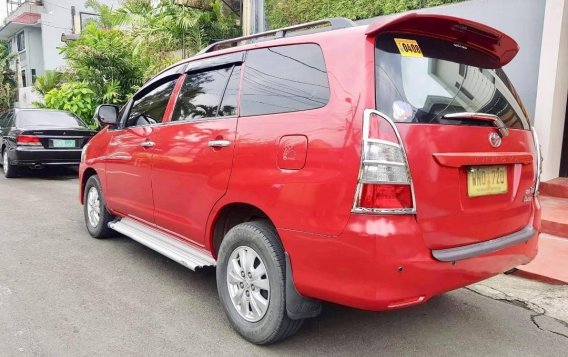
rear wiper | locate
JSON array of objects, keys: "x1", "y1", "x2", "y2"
[{"x1": 442, "y1": 112, "x2": 509, "y2": 137}]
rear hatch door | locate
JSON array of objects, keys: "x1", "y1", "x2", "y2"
[{"x1": 369, "y1": 14, "x2": 537, "y2": 249}]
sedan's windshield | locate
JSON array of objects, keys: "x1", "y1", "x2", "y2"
[{"x1": 17, "y1": 111, "x2": 87, "y2": 128}]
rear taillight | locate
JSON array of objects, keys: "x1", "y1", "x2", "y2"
[
  {"x1": 17, "y1": 135, "x2": 42, "y2": 146},
  {"x1": 352, "y1": 109, "x2": 415, "y2": 214}
]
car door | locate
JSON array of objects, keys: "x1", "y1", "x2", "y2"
[
  {"x1": 150, "y1": 55, "x2": 242, "y2": 245},
  {"x1": 104, "y1": 73, "x2": 182, "y2": 224}
]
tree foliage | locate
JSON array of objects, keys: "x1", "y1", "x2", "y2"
[
  {"x1": 36, "y1": 0, "x2": 239, "y2": 126},
  {"x1": 41, "y1": 82, "x2": 97, "y2": 126},
  {"x1": 266, "y1": 0, "x2": 465, "y2": 28},
  {"x1": 0, "y1": 41, "x2": 17, "y2": 112},
  {"x1": 33, "y1": 70, "x2": 64, "y2": 96}
]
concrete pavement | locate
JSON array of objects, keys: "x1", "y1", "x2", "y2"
[{"x1": 1, "y1": 167, "x2": 567, "y2": 356}]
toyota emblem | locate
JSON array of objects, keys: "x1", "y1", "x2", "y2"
[{"x1": 489, "y1": 132, "x2": 502, "y2": 148}]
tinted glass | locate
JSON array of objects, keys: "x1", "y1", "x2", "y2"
[
  {"x1": 240, "y1": 44, "x2": 330, "y2": 117},
  {"x1": 17, "y1": 111, "x2": 87, "y2": 128},
  {"x1": 375, "y1": 35, "x2": 530, "y2": 129},
  {"x1": 126, "y1": 80, "x2": 176, "y2": 127},
  {"x1": 172, "y1": 67, "x2": 233, "y2": 121},
  {"x1": 219, "y1": 66, "x2": 240, "y2": 117}
]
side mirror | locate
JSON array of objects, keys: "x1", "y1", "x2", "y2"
[{"x1": 94, "y1": 104, "x2": 119, "y2": 128}]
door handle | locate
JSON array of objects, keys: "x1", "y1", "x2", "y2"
[
  {"x1": 208, "y1": 140, "x2": 231, "y2": 148},
  {"x1": 140, "y1": 141, "x2": 156, "y2": 148}
]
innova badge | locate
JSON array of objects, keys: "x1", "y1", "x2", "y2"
[{"x1": 489, "y1": 132, "x2": 502, "y2": 148}]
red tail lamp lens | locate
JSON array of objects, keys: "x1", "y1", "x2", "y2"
[
  {"x1": 360, "y1": 183, "x2": 413, "y2": 209},
  {"x1": 17, "y1": 135, "x2": 41, "y2": 145}
]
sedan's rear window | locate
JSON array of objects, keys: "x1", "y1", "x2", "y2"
[
  {"x1": 17, "y1": 111, "x2": 87, "y2": 128},
  {"x1": 375, "y1": 34, "x2": 530, "y2": 129}
]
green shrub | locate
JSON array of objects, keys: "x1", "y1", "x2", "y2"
[{"x1": 42, "y1": 83, "x2": 97, "y2": 127}]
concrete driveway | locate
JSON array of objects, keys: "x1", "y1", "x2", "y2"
[{"x1": 0, "y1": 168, "x2": 567, "y2": 356}]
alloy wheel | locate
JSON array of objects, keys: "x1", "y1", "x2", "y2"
[
  {"x1": 86, "y1": 187, "x2": 101, "y2": 228},
  {"x1": 226, "y1": 245, "x2": 271, "y2": 322},
  {"x1": 2, "y1": 151, "x2": 8, "y2": 175}
]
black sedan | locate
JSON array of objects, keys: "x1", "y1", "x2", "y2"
[{"x1": 0, "y1": 109, "x2": 96, "y2": 178}]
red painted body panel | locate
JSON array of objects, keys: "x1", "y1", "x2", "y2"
[
  {"x1": 283, "y1": 201, "x2": 540, "y2": 310},
  {"x1": 398, "y1": 125, "x2": 536, "y2": 249},
  {"x1": 365, "y1": 13, "x2": 519, "y2": 68},
  {"x1": 104, "y1": 126, "x2": 155, "y2": 223},
  {"x1": 151, "y1": 118, "x2": 238, "y2": 246},
  {"x1": 79, "y1": 13, "x2": 542, "y2": 312}
]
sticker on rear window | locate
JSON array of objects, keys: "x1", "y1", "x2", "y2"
[{"x1": 394, "y1": 38, "x2": 423, "y2": 58}]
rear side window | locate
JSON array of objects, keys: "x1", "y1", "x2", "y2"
[
  {"x1": 17, "y1": 111, "x2": 87, "y2": 128},
  {"x1": 375, "y1": 35, "x2": 530, "y2": 129},
  {"x1": 172, "y1": 65, "x2": 239, "y2": 121},
  {"x1": 240, "y1": 44, "x2": 330, "y2": 117},
  {"x1": 126, "y1": 80, "x2": 176, "y2": 127}
]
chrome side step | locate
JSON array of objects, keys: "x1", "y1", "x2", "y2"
[{"x1": 108, "y1": 217, "x2": 216, "y2": 270}]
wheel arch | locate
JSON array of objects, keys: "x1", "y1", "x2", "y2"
[
  {"x1": 80, "y1": 167, "x2": 99, "y2": 204},
  {"x1": 209, "y1": 202, "x2": 276, "y2": 258}
]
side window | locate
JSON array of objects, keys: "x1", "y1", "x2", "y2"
[
  {"x1": 219, "y1": 66, "x2": 241, "y2": 117},
  {"x1": 126, "y1": 80, "x2": 177, "y2": 127},
  {"x1": 172, "y1": 65, "x2": 239, "y2": 122},
  {"x1": 4, "y1": 112, "x2": 14, "y2": 128},
  {"x1": 240, "y1": 44, "x2": 330, "y2": 117},
  {"x1": 0, "y1": 113, "x2": 6, "y2": 128}
]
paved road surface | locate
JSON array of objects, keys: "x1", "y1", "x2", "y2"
[{"x1": 1, "y1": 168, "x2": 567, "y2": 356}]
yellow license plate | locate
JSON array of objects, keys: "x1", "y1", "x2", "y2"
[{"x1": 467, "y1": 165, "x2": 508, "y2": 197}]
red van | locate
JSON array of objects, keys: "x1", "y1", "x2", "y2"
[{"x1": 79, "y1": 13, "x2": 541, "y2": 344}]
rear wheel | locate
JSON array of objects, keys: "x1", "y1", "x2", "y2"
[
  {"x1": 84, "y1": 175, "x2": 115, "y2": 238},
  {"x1": 216, "y1": 220, "x2": 303, "y2": 344},
  {"x1": 2, "y1": 149, "x2": 18, "y2": 178}
]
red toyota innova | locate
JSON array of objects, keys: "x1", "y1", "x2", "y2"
[{"x1": 79, "y1": 13, "x2": 542, "y2": 344}]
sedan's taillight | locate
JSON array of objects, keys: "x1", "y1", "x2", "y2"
[
  {"x1": 352, "y1": 109, "x2": 415, "y2": 214},
  {"x1": 17, "y1": 135, "x2": 42, "y2": 146}
]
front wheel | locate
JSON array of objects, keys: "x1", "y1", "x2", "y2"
[
  {"x1": 83, "y1": 175, "x2": 116, "y2": 238},
  {"x1": 216, "y1": 220, "x2": 303, "y2": 345}
]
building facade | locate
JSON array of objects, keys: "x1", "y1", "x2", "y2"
[{"x1": 0, "y1": 0, "x2": 120, "y2": 107}]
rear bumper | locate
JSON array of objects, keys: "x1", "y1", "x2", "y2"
[
  {"x1": 10, "y1": 147, "x2": 82, "y2": 166},
  {"x1": 280, "y1": 200, "x2": 540, "y2": 311}
]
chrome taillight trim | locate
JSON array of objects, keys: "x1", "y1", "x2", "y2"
[
  {"x1": 531, "y1": 126, "x2": 542, "y2": 196},
  {"x1": 352, "y1": 109, "x2": 417, "y2": 215}
]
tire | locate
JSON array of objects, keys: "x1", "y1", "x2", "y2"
[
  {"x1": 2, "y1": 149, "x2": 18, "y2": 178},
  {"x1": 216, "y1": 220, "x2": 303, "y2": 345},
  {"x1": 83, "y1": 175, "x2": 116, "y2": 238}
]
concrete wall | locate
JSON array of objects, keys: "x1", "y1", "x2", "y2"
[
  {"x1": 534, "y1": 0, "x2": 568, "y2": 180},
  {"x1": 27, "y1": 27, "x2": 44, "y2": 77},
  {"x1": 360, "y1": 0, "x2": 547, "y2": 119}
]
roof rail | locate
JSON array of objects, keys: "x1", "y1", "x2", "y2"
[{"x1": 199, "y1": 17, "x2": 357, "y2": 54}]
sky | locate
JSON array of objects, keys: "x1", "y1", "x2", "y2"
[{"x1": 0, "y1": 3, "x2": 6, "y2": 23}]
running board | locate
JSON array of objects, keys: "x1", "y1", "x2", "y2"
[{"x1": 108, "y1": 218, "x2": 216, "y2": 270}]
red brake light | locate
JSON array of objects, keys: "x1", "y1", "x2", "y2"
[
  {"x1": 360, "y1": 184, "x2": 413, "y2": 209},
  {"x1": 17, "y1": 135, "x2": 42, "y2": 146}
]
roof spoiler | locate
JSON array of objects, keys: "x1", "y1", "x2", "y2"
[{"x1": 365, "y1": 13, "x2": 519, "y2": 67}]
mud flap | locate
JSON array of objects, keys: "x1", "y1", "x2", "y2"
[{"x1": 285, "y1": 252, "x2": 322, "y2": 320}]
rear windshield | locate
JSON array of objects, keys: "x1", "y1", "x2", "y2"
[
  {"x1": 375, "y1": 35, "x2": 530, "y2": 129},
  {"x1": 17, "y1": 111, "x2": 87, "y2": 128}
]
